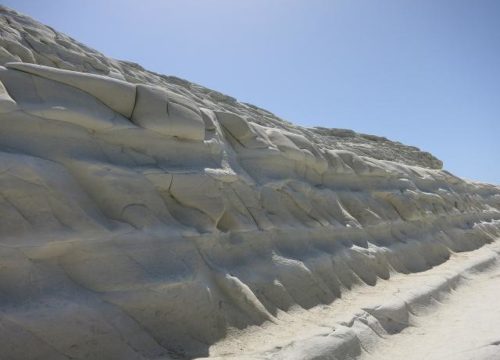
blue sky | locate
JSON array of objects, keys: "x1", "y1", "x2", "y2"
[{"x1": 4, "y1": 0, "x2": 500, "y2": 184}]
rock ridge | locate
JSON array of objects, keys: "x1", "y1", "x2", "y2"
[{"x1": 0, "y1": 5, "x2": 499, "y2": 360}]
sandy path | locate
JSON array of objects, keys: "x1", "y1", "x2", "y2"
[
  {"x1": 205, "y1": 241, "x2": 500, "y2": 359},
  {"x1": 363, "y1": 258, "x2": 500, "y2": 360}
]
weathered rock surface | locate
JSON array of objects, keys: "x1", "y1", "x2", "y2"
[{"x1": 0, "y1": 5, "x2": 499, "y2": 360}]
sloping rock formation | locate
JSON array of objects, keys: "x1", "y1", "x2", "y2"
[{"x1": 0, "y1": 5, "x2": 499, "y2": 360}]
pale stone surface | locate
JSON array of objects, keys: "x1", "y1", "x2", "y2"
[
  {"x1": 132, "y1": 84, "x2": 206, "y2": 140},
  {"x1": 0, "y1": 78, "x2": 16, "y2": 112},
  {"x1": 0, "y1": 5, "x2": 499, "y2": 360},
  {"x1": 6, "y1": 61, "x2": 137, "y2": 117}
]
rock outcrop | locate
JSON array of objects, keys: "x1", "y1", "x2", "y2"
[{"x1": 0, "y1": 5, "x2": 499, "y2": 360}]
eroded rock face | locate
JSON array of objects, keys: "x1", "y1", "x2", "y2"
[{"x1": 0, "y1": 5, "x2": 499, "y2": 360}]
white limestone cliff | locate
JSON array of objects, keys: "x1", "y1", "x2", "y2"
[{"x1": 0, "y1": 6, "x2": 499, "y2": 360}]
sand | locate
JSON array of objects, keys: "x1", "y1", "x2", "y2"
[
  {"x1": 364, "y1": 262, "x2": 500, "y2": 360},
  {"x1": 203, "y1": 241, "x2": 500, "y2": 359}
]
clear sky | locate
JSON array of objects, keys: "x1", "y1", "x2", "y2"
[{"x1": 4, "y1": 0, "x2": 500, "y2": 184}]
